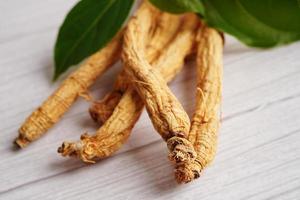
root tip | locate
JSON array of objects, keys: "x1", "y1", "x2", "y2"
[
  {"x1": 57, "y1": 140, "x2": 96, "y2": 164},
  {"x1": 57, "y1": 142, "x2": 78, "y2": 157},
  {"x1": 175, "y1": 169, "x2": 194, "y2": 184},
  {"x1": 89, "y1": 106, "x2": 102, "y2": 124},
  {"x1": 167, "y1": 136, "x2": 197, "y2": 163},
  {"x1": 175, "y1": 163, "x2": 202, "y2": 184},
  {"x1": 15, "y1": 137, "x2": 30, "y2": 148}
]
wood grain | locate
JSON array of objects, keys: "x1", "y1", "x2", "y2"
[{"x1": 0, "y1": 0, "x2": 299, "y2": 199}]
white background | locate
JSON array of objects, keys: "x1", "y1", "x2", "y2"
[{"x1": 0, "y1": 0, "x2": 300, "y2": 199}]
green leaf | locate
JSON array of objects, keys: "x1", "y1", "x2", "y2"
[
  {"x1": 54, "y1": 0, "x2": 134, "y2": 80},
  {"x1": 201, "y1": 0, "x2": 300, "y2": 47},
  {"x1": 149, "y1": 0, "x2": 204, "y2": 15}
]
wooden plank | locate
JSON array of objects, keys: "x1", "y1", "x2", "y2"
[
  {"x1": 1, "y1": 96, "x2": 299, "y2": 199},
  {"x1": 1, "y1": 53, "x2": 300, "y2": 193}
]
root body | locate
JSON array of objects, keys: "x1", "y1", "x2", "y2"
[
  {"x1": 122, "y1": 10, "x2": 199, "y2": 164},
  {"x1": 16, "y1": 33, "x2": 122, "y2": 148},
  {"x1": 58, "y1": 5, "x2": 199, "y2": 163},
  {"x1": 175, "y1": 25, "x2": 224, "y2": 183}
]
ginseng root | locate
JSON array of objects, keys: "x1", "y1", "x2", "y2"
[
  {"x1": 122, "y1": 10, "x2": 198, "y2": 164},
  {"x1": 89, "y1": 10, "x2": 181, "y2": 124},
  {"x1": 15, "y1": 32, "x2": 123, "y2": 148},
  {"x1": 175, "y1": 25, "x2": 223, "y2": 183},
  {"x1": 57, "y1": 14, "x2": 198, "y2": 163}
]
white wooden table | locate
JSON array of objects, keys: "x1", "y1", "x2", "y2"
[{"x1": 1, "y1": 1, "x2": 300, "y2": 199}]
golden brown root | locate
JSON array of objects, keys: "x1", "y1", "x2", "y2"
[
  {"x1": 89, "y1": 10, "x2": 182, "y2": 124},
  {"x1": 58, "y1": 14, "x2": 198, "y2": 163},
  {"x1": 16, "y1": 1, "x2": 160, "y2": 148},
  {"x1": 175, "y1": 25, "x2": 224, "y2": 183},
  {"x1": 89, "y1": 90, "x2": 123, "y2": 124},
  {"x1": 15, "y1": 32, "x2": 123, "y2": 148},
  {"x1": 122, "y1": 11, "x2": 199, "y2": 164},
  {"x1": 58, "y1": 87, "x2": 143, "y2": 163},
  {"x1": 175, "y1": 161, "x2": 202, "y2": 183}
]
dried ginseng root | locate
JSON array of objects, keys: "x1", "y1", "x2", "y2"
[
  {"x1": 15, "y1": 1, "x2": 158, "y2": 148},
  {"x1": 57, "y1": 14, "x2": 198, "y2": 163},
  {"x1": 15, "y1": 33, "x2": 123, "y2": 148},
  {"x1": 123, "y1": 11, "x2": 198, "y2": 164},
  {"x1": 175, "y1": 25, "x2": 224, "y2": 183},
  {"x1": 89, "y1": 10, "x2": 181, "y2": 124}
]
